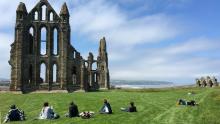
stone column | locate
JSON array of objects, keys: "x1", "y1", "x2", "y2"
[{"x1": 59, "y1": 24, "x2": 70, "y2": 89}]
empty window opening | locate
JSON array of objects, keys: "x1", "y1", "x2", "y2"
[
  {"x1": 92, "y1": 63, "x2": 97, "y2": 70},
  {"x1": 85, "y1": 62, "x2": 88, "y2": 68},
  {"x1": 29, "y1": 27, "x2": 34, "y2": 54},
  {"x1": 40, "y1": 27, "x2": 47, "y2": 55},
  {"x1": 73, "y1": 51, "x2": 76, "y2": 58},
  {"x1": 34, "y1": 11, "x2": 38, "y2": 20},
  {"x1": 41, "y1": 5, "x2": 46, "y2": 20},
  {"x1": 72, "y1": 67, "x2": 77, "y2": 85},
  {"x1": 53, "y1": 28, "x2": 58, "y2": 55},
  {"x1": 53, "y1": 64, "x2": 57, "y2": 83},
  {"x1": 94, "y1": 73, "x2": 97, "y2": 82},
  {"x1": 40, "y1": 63, "x2": 46, "y2": 83},
  {"x1": 49, "y1": 12, "x2": 53, "y2": 21}
]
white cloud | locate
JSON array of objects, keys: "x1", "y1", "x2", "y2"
[
  {"x1": 0, "y1": 33, "x2": 13, "y2": 78},
  {"x1": 164, "y1": 37, "x2": 219, "y2": 55},
  {"x1": 70, "y1": 0, "x2": 181, "y2": 46},
  {"x1": 109, "y1": 37, "x2": 220, "y2": 83}
]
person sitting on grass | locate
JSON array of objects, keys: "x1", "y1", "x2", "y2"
[
  {"x1": 38, "y1": 102, "x2": 59, "y2": 119},
  {"x1": 65, "y1": 101, "x2": 79, "y2": 118},
  {"x1": 177, "y1": 99, "x2": 198, "y2": 106},
  {"x1": 99, "y1": 99, "x2": 112, "y2": 114},
  {"x1": 121, "y1": 102, "x2": 137, "y2": 112},
  {"x1": 3, "y1": 104, "x2": 25, "y2": 123}
]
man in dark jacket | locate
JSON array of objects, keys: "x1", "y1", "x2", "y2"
[
  {"x1": 3, "y1": 105, "x2": 25, "y2": 123},
  {"x1": 128, "y1": 102, "x2": 137, "y2": 112},
  {"x1": 68, "y1": 102, "x2": 79, "y2": 117},
  {"x1": 99, "y1": 99, "x2": 112, "y2": 114}
]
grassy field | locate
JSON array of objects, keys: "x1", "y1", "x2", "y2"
[{"x1": 0, "y1": 87, "x2": 220, "y2": 124}]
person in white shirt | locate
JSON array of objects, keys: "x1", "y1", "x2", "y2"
[{"x1": 38, "y1": 102, "x2": 59, "y2": 119}]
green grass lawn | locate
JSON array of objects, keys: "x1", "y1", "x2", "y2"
[{"x1": 0, "y1": 87, "x2": 220, "y2": 124}]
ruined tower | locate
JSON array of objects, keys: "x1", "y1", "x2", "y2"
[
  {"x1": 9, "y1": 0, "x2": 110, "y2": 92},
  {"x1": 97, "y1": 37, "x2": 110, "y2": 89}
]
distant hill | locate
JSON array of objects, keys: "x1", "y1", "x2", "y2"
[
  {"x1": 0, "y1": 78, "x2": 10, "y2": 86},
  {"x1": 0, "y1": 78, "x2": 9, "y2": 81},
  {"x1": 110, "y1": 79, "x2": 173, "y2": 85}
]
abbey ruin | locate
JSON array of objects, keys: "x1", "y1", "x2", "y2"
[
  {"x1": 196, "y1": 76, "x2": 218, "y2": 87},
  {"x1": 9, "y1": 0, "x2": 110, "y2": 92}
]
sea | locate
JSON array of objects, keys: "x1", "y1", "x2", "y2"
[{"x1": 111, "y1": 80, "x2": 193, "y2": 89}]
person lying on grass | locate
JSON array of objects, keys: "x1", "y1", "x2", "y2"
[
  {"x1": 3, "y1": 104, "x2": 25, "y2": 123},
  {"x1": 38, "y1": 102, "x2": 60, "y2": 119},
  {"x1": 65, "y1": 101, "x2": 79, "y2": 118},
  {"x1": 99, "y1": 99, "x2": 112, "y2": 114},
  {"x1": 121, "y1": 102, "x2": 137, "y2": 112},
  {"x1": 177, "y1": 99, "x2": 198, "y2": 106}
]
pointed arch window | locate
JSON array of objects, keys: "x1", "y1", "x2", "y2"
[
  {"x1": 41, "y1": 5, "x2": 46, "y2": 20},
  {"x1": 53, "y1": 28, "x2": 58, "y2": 55},
  {"x1": 72, "y1": 67, "x2": 77, "y2": 85},
  {"x1": 53, "y1": 64, "x2": 57, "y2": 83},
  {"x1": 92, "y1": 63, "x2": 97, "y2": 70},
  {"x1": 73, "y1": 51, "x2": 76, "y2": 58},
  {"x1": 40, "y1": 63, "x2": 46, "y2": 83},
  {"x1": 94, "y1": 73, "x2": 97, "y2": 82},
  {"x1": 34, "y1": 11, "x2": 38, "y2": 20},
  {"x1": 49, "y1": 12, "x2": 54, "y2": 21},
  {"x1": 40, "y1": 27, "x2": 47, "y2": 55},
  {"x1": 29, "y1": 27, "x2": 34, "y2": 54}
]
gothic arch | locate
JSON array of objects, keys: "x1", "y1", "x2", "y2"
[
  {"x1": 52, "y1": 27, "x2": 58, "y2": 55},
  {"x1": 72, "y1": 66, "x2": 77, "y2": 85},
  {"x1": 85, "y1": 61, "x2": 88, "y2": 68},
  {"x1": 34, "y1": 11, "x2": 39, "y2": 20},
  {"x1": 40, "y1": 26, "x2": 47, "y2": 55},
  {"x1": 40, "y1": 62, "x2": 47, "y2": 83},
  {"x1": 39, "y1": 24, "x2": 48, "y2": 30},
  {"x1": 52, "y1": 63, "x2": 58, "y2": 83},
  {"x1": 92, "y1": 62, "x2": 97, "y2": 70},
  {"x1": 41, "y1": 5, "x2": 47, "y2": 21},
  {"x1": 28, "y1": 26, "x2": 35, "y2": 54},
  {"x1": 49, "y1": 11, "x2": 54, "y2": 21}
]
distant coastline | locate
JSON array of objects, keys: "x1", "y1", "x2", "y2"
[{"x1": 110, "y1": 80, "x2": 193, "y2": 89}]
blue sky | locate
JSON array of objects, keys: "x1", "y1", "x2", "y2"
[{"x1": 0, "y1": 0, "x2": 219, "y2": 84}]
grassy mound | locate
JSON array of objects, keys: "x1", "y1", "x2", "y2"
[{"x1": 0, "y1": 87, "x2": 220, "y2": 124}]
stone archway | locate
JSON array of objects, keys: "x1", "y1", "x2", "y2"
[{"x1": 72, "y1": 66, "x2": 77, "y2": 85}]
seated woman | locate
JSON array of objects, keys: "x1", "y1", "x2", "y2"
[
  {"x1": 99, "y1": 99, "x2": 112, "y2": 114},
  {"x1": 66, "y1": 101, "x2": 79, "y2": 118},
  {"x1": 121, "y1": 102, "x2": 137, "y2": 112},
  {"x1": 177, "y1": 99, "x2": 198, "y2": 106},
  {"x1": 3, "y1": 105, "x2": 25, "y2": 123},
  {"x1": 38, "y1": 102, "x2": 59, "y2": 119}
]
